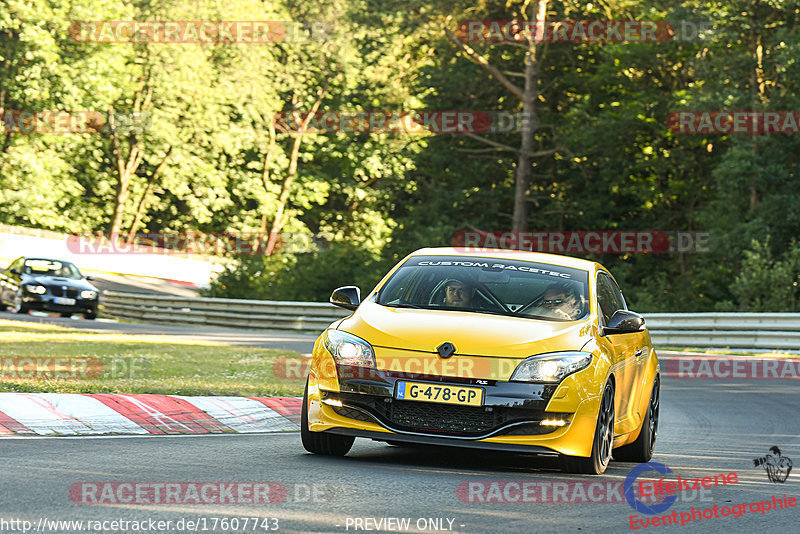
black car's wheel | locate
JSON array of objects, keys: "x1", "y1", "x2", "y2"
[
  {"x1": 83, "y1": 310, "x2": 97, "y2": 320},
  {"x1": 560, "y1": 379, "x2": 615, "y2": 475},
  {"x1": 614, "y1": 376, "x2": 659, "y2": 462},
  {"x1": 301, "y1": 380, "x2": 355, "y2": 456},
  {"x1": 13, "y1": 291, "x2": 29, "y2": 314}
]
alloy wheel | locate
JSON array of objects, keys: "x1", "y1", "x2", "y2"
[{"x1": 598, "y1": 383, "x2": 615, "y2": 468}]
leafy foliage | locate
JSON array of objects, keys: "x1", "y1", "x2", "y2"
[{"x1": 2, "y1": 0, "x2": 799, "y2": 310}]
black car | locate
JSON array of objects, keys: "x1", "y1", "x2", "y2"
[{"x1": 0, "y1": 257, "x2": 99, "y2": 319}]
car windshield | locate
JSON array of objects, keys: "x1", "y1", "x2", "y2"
[
  {"x1": 376, "y1": 255, "x2": 590, "y2": 321},
  {"x1": 23, "y1": 259, "x2": 83, "y2": 280}
]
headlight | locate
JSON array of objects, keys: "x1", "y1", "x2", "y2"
[
  {"x1": 23, "y1": 284, "x2": 46, "y2": 294},
  {"x1": 323, "y1": 330, "x2": 376, "y2": 367},
  {"x1": 80, "y1": 290, "x2": 97, "y2": 300},
  {"x1": 510, "y1": 351, "x2": 593, "y2": 383}
]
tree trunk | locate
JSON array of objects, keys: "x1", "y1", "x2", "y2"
[
  {"x1": 108, "y1": 83, "x2": 152, "y2": 241},
  {"x1": 749, "y1": 25, "x2": 765, "y2": 212},
  {"x1": 445, "y1": 1, "x2": 549, "y2": 233},
  {"x1": 258, "y1": 120, "x2": 277, "y2": 251},
  {"x1": 512, "y1": 0, "x2": 547, "y2": 232},
  {"x1": 265, "y1": 88, "x2": 327, "y2": 255},
  {"x1": 125, "y1": 146, "x2": 173, "y2": 245},
  {"x1": 108, "y1": 115, "x2": 143, "y2": 241}
]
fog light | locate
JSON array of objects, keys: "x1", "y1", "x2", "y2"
[{"x1": 541, "y1": 419, "x2": 567, "y2": 427}]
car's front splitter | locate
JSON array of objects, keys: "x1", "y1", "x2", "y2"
[{"x1": 307, "y1": 370, "x2": 602, "y2": 457}]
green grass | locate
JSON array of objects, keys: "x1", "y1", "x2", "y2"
[{"x1": 0, "y1": 319, "x2": 307, "y2": 396}]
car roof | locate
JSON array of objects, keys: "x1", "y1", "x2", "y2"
[
  {"x1": 409, "y1": 247, "x2": 602, "y2": 273},
  {"x1": 21, "y1": 257, "x2": 75, "y2": 264}
]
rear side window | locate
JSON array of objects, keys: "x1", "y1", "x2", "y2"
[{"x1": 596, "y1": 272, "x2": 624, "y2": 326}]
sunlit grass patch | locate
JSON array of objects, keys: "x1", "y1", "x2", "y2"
[{"x1": 0, "y1": 319, "x2": 306, "y2": 396}]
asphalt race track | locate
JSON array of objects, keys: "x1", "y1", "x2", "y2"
[
  {"x1": 0, "y1": 312, "x2": 318, "y2": 353},
  {"x1": 1, "y1": 316, "x2": 798, "y2": 533}
]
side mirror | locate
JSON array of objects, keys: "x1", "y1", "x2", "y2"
[
  {"x1": 85, "y1": 275, "x2": 94, "y2": 281},
  {"x1": 330, "y1": 286, "x2": 361, "y2": 311},
  {"x1": 10, "y1": 268, "x2": 20, "y2": 276},
  {"x1": 603, "y1": 310, "x2": 645, "y2": 335}
]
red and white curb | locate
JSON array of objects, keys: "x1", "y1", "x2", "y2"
[{"x1": 0, "y1": 393, "x2": 301, "y2": 436}]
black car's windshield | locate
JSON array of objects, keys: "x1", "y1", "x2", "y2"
[
  {"x1": 23, "y1": 259, "x2": 83, "y2": 280},
  {"x1": 376, "y1": 255, "x2": 590, "y2": 321}
]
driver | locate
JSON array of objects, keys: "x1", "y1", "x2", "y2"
[
  {"x1": 443, "y1": 279, "x2": 476, "y2": 308},
  {"x1": 534, "y1": 281, "x2": 582, "y2": 320}
]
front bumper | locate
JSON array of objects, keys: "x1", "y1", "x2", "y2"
[
  {"x1": 22, "y1": 294, "x2": 98, "y2": 314},
  {"x1": 307, "y1": 357, "x2": 604, "y2": 457}
]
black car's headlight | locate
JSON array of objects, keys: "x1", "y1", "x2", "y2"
[
  {"x1": 23, "y1": 284, "x2": 46, "y2": 294},
  {"x1": 510, "y1": 351, "x2": 593, "y2": 383},
  {"x1": 80, "y1": 290, "x2": 98, "y2": 300},
  {"x1": 323, "y1": 330, "x2": 376, "y2": 367}
]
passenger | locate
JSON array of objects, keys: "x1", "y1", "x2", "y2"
[
  {"x1": 443, "y1": 279, "x2": 476, "y2": 308},
  {"x1": 534, "y1": 281, "x2": 582, "y2": 320}
]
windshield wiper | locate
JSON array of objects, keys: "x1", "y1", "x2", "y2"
[{"x1": 382, "y1": 303, "x2": 424, "y2": 309}]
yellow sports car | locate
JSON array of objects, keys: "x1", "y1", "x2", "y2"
[{"x1": 301, "y1": 248, "x2": 660, "y2": 474}]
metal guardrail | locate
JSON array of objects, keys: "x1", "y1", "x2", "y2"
[
  {"x1": 645, "y1": 313, "x2": 800, "y2": 350},
  {"x1": 101, "y1": 292, "x2": 800, "y2": 349},
  {"x1": 101, "y1": 291, "x2": 350, "y2": 332}
]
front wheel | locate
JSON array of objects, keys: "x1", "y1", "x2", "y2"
[
  {"x1": 301, "y1": 380, "x2": 355, "y2": 456},
  {"x1": 560, "y1": 379, "x2": 615, "y2": 475},
  {"x1": 614, "y1": 376, "x2": 659, "y2": 462},
  {"x1": 13, "y1": 292, "x2": 29, "y2": 314},
  {"x1": 83, "y1": 310, "x2": 97, "y2": 320}
]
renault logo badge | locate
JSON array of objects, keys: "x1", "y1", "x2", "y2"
[{"x1": 437, "y1": 342, "x2": 456, "y2": 359}]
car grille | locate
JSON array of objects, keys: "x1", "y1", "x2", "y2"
[
  {"x1": 49, "y1": 286, "x2": 78, "y2": 298},
  {"x1": 332, "y1": 405, "x2": 374, "y2": 423},
  {"x1": 388, "y1": 402, "x2": 496, "y2": 434}
]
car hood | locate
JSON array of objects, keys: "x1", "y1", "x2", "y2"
[
  {"x1": 337, "y1": 301, "x2": 594, "y2": 359},
  {"x1": 23, "y1": 275, "x2": 97, "y2": 291}
]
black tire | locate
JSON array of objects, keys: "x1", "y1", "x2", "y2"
[
  {"x1": 613, "y1": 376, "x2": 660, "y2": 462},
  {"x1": 560, "y1": 379, "x2": 615, "y2": 475},
  {"x1": 300, "y1": 380, "x2": 355, "y2": 456},
  {"x1": 83, "y1": 310, "x2": 97, "y2": 320},
  {"x1": 13, "y1": 292, "x2": 29, "y2": 314}
]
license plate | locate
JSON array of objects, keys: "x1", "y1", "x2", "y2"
[
  {"x1": 54, "y1": 297, "x2": 75, "y2": 305},
  {"x1": 395, "y1": 381, "x2": 483, "y2": 406}
]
